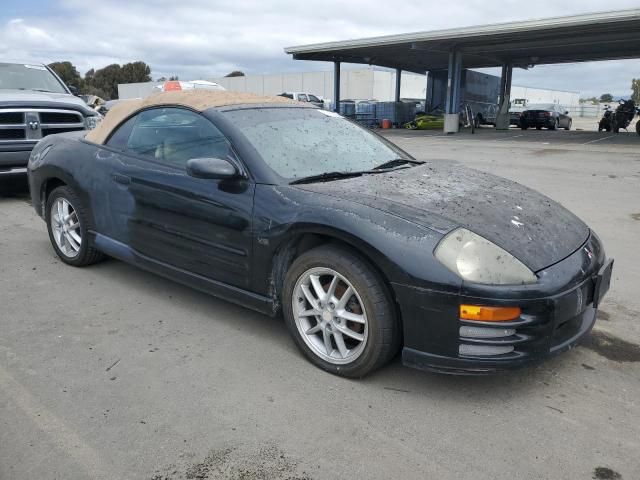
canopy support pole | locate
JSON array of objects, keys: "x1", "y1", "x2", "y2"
[
  {"x1": 395, "y1": 68, "x2": 402, "y2": 102},
  {"x1": 333, "y1": 61, "x2": 341, "y2": 113},
  {"x1": 444, "y1": 49, "x2": 462, "y2": 133},
  {"x1": 425, "y1": 71, "x2": 433, "y2": 112},
  {"x1": 496, "y1": 63, "x2": 513, "y2": 130}
]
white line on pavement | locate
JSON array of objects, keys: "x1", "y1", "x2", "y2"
[
  {"x1": 494, "y1": 135, "x2": 524, "y2": 141},
  {"x1": 582, "y1": 136, "x2": 615, "y2": 145}
]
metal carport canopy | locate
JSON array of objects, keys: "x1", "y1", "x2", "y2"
[{"x1": 284, "y1": 9, "x2": 640, "y2": 72}]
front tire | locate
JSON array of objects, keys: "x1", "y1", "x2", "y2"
[
  {"x1": 282, "y1": 245, "x2": 399, "y2": 378},
  {"x1": 46, "y1": 186, "x2": 104, "y2": 267},
  {"x1": 565, "y1": 119, "x2": 572, "y2": 131}
]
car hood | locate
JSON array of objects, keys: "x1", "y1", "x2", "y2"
[
  {"x1": 0, "y1": 89, "x2": 95, "y2": 116},
  {"x1": 295, "y1": 163, "x2": 589, "y2": 272}
]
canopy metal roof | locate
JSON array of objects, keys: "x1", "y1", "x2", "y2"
[{"x1": 285, "y1": 9, "x2": 640, "y2": 73}]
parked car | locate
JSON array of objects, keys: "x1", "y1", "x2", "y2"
[
  {"x1": 28, "y1": 90, "x2": 613, "y2": 377},
  {"x1": 520, "y1": 104, "x2": 572, "y2": 130},
  {"x1": 509, "y1": 98, "x2": 528, "y2": 126},
  {"x1": 278, "y1": 92, "x2": 324, "y2": 107},
  {"x1": 0, "y1": 60, "x2": 100, "y2": 183}
]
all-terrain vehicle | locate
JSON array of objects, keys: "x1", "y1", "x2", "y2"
[
  {"x1": 598, "y1": 104, "x2": 614, "y2": 132},
  {"x1": 599, "y1": 99, "x2": 638, "y2": 133}
]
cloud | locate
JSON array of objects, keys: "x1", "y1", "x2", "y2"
[{"x1": 0, "y1": 0, "x2": 639, "y2": 97}]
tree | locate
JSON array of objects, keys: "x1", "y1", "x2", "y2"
[
  {"x1": 632, "y1": 79, "x2": 640, "y2": 104},
  {"x1": 120, "y1": 61, "x2": 152, "y2": 84},
  {"x1": 599, "y1": 93, "x2": 613, "y2": 103},
  {"x1": 82, "y1": 85, "x2": 109, "y2": 100},
  {"x1": 225, "y1": 70, "x2": 245, "y2": 77},
  {"x1": 89, "y1": 64, "x2": 122, "y2": 100},
  {"x1": 84, "y1": 68, "x2": 95, "y2": 84},
  {"x1": 49, "y1": 60, "x2": 153, "y2": 99},
  {"x1": 48, "y1": 61, "x2": 83, "y2": 89}
]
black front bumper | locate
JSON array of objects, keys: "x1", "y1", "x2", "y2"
[
  {"x1": 402, "y1": 305, "x2": 597, "y2": 374},
  {"x1": 394, "y1": 234, "x2": 612, "y2": 374}
]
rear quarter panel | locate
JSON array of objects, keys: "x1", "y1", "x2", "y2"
[{"x1": 28, "y1": 134, "x2": 118, "y2": 234}]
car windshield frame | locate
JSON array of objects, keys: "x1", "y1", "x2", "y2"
[
  {"x1": 221, "y1": 106, "x2": 417, "y2": 184},
  {"x1": 0, "y1": 62, "x2": 68, "y2": 94}
]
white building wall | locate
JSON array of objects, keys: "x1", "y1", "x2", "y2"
[
  {"x1": 117, "y1": 81, "x2": 159, "y2": 99},
  {"x1": 510, "y1": 85, "x2": 580, "y2": 107},
  {"x1": 210, "y1": 68, "x2": 424, "y2": 102},
  {"x1": 117, "y1": 69, "x2": 578, "y2": 111}
]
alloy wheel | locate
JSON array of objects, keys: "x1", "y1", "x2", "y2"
[
  {"x1": 292, "y1": 267, "x2": 369, "y2": 364},
  {"x1": 50, "y1": 197, "x2": 82, "y2": 258}
]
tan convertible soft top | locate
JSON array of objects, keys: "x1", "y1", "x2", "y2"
[{"x1": 85, "y1": 90, "x2": 297, "y2": 144}]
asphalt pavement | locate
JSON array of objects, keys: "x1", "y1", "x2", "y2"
[{"x1": 1, "y1": 128, "x2": 639, "y2": 480}]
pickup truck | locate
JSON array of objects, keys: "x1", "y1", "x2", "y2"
[
  {"x1": 0, "y1": 60, "x2": 100, "y2": 184},
  {"x1": 278, "y1": 92, "x2": 324, "y2": 108}
]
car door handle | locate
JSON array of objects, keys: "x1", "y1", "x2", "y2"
[{"x1": 113, "y1": 174, "x2": 131, "y2": 185}]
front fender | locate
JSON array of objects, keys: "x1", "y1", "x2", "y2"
[{"x1": 251, "y1": 184, "x2": 461, "y2": 298}]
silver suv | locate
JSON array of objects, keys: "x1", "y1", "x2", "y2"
[{"x1": 0, "y1": 60, "x2": 100, "y2": 183}]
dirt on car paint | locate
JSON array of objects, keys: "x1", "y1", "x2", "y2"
[
  {"x1": 580, "y1": 329, "x2": 640, "y2": 362},
  {"x1": 592, "y1": 466, "x2": 622, "y2": 479},
  {"x1": 150, "y1": 443, "x2": 313, "y2": 480}
]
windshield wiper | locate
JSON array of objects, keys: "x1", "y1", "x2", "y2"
[
  {"x1": 291, "y1": 161, "x2": 424, "y2": 185},
  {"x1": 373, "y1": 158, "x2": 423, "y2": 170},
  {"x1": 290, "y1": 171, "x2": 366, "y2": 185}
]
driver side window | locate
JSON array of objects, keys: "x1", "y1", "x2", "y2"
[{"x1": 116, "y1": 107, "x2": 233, "y2": 168}]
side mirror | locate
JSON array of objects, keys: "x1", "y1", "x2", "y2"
[
  {"x1": 68, "y1": 85, "x2": 79, "y2": 95},
  {"x1": 564, "y1": 111, "x2": 569, "y2": 115},
  {"x1": 186, "y1": 157, "x2": 239, "y2": 180}
]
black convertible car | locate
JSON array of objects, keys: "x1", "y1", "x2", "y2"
[{"x1": 28, "y1": 91, "x2": 613, "y2": 377}]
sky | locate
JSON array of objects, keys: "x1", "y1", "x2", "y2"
[{"x1": 1, "y1": 0, "x2": 639, "y2": 98}]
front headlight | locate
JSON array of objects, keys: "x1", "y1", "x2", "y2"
[
  {"x1": 435, "y1": 228, "x2": 537, "y2": 285},
  {"x1": 85, "y1": 115, "x2": 102, "y2": 130}
]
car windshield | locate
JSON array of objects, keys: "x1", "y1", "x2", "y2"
[
  {"x1": 0, "y1": 62, "x2": 68, "y2": 93},
  {"x1": 224, "y1": 107, "x2": 413, "y2": 180}
]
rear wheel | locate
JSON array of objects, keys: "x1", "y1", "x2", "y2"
[
  {"x1": 636, "y1": 120, "x2": 640, "y2": 136},
  {"x1": 548, "y1": 119, "x2": 558, "y2": 130},
  {"x1": 46, "y1": 186, "x2": 104, "y2": 267},
  {"x1": 282, "y1": 245, "x2": 399, "y2": 378},
  {"x1": 565, "y1": 119, "x2": 572, "y2": 131}
]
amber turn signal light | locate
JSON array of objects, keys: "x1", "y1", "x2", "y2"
[{"x1": 460, "y1": 305, "x2": 521, "y2": 322}]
